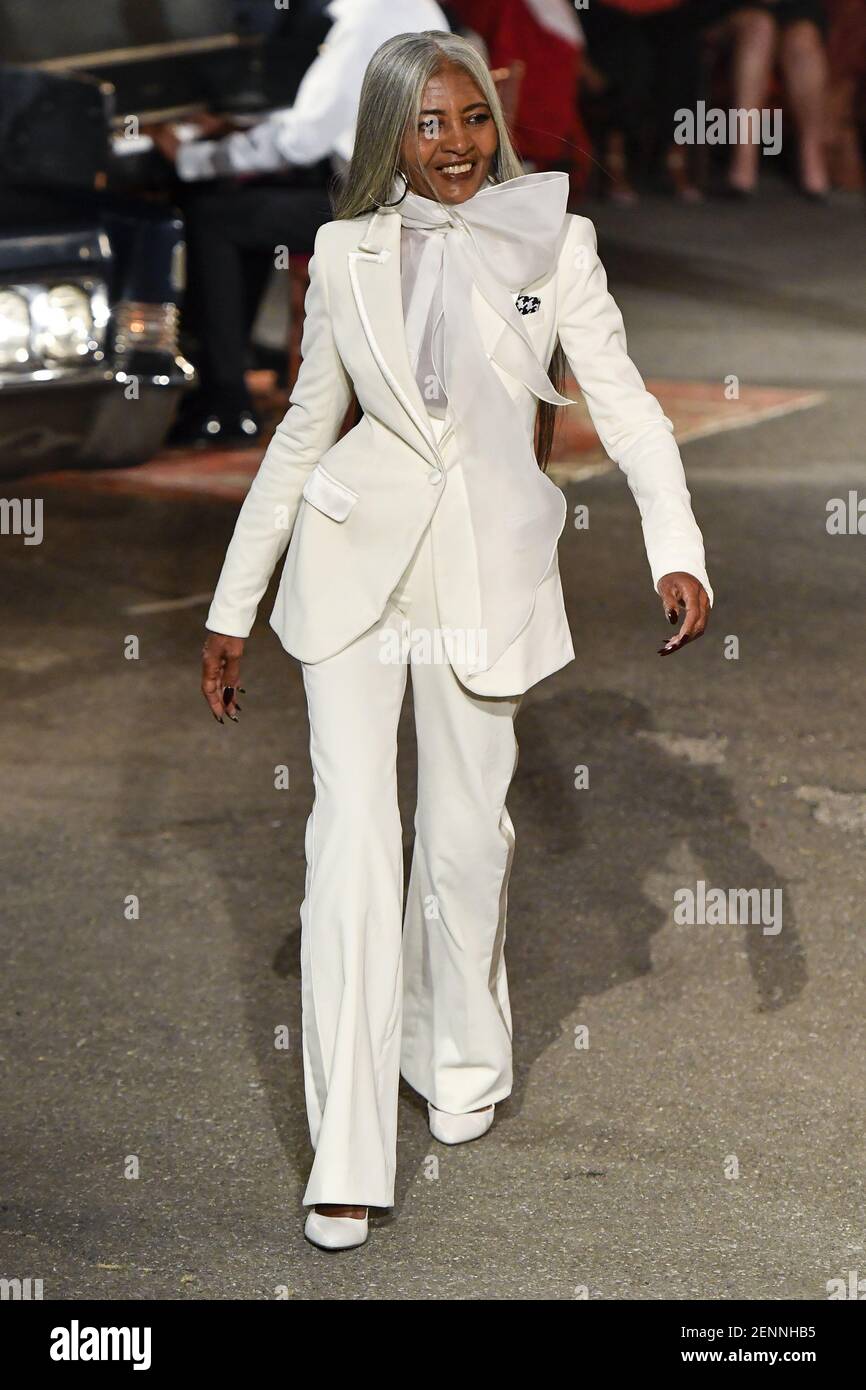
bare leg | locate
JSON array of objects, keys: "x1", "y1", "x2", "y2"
[
  {"x1": 607, "y1": 129, "x2": 639, "y2": 205},
  {"x1": 727, "y1": 8, "x2": 778, "y2": 192},
  {"x1": 779, "y1": 19, "x2": 830, "y2": 195}
]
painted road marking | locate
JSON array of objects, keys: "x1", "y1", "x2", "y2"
[
  {"x1": 28, "y1": 379, "x2": 826, "y2": 501},
  {"x1": 125, "y1": 592, "x2": 214, "y2": 615}
]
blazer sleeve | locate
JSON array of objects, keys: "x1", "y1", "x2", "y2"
[
  {"x1": 555, "y1": 214, "x2": 713, "y2": 605},
  {"x1": 205, "y1": 224, "x2": 354, "y2": 638},
  {"x1": 177, "y1": 13, "x2": 365, "y2": 180}
]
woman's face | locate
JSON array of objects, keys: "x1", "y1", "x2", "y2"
[{"x1": 399, "y1": 63, "x2": 499, "y2": 205}]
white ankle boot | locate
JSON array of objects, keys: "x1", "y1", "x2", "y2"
[
  {"x1": 304, "y1": 1209, "x2": 369, "y2": 1250},
  {"x1": 428, "y1": 1103, "x2": 495, "y2": 1145}
]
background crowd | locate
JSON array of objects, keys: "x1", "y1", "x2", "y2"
[{"x1": 146, "y1": 0, "x2": 866, "y2": 446}]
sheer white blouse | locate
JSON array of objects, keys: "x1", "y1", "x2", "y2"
[{"x1": 400, "y1": 225, "x2": 449, "y2": 420}]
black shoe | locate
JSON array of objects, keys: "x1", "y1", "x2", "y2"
[{"x1": 167, "y1": 406, "x2": 261, "y2": 449}]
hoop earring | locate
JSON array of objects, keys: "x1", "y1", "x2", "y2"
[{"x1": 379, "y1": 167, "x2": 409, "y2": 207}]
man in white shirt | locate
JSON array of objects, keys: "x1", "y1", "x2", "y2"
[
  {"x1": 165, "y1": 0, "x2": 450, "y2": 446},
  {"x1": 177, "y1": 0, "x2": 450, "y2": 181}
]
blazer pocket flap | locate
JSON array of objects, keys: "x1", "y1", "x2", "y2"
[{"x1": 302, "y1": 465, "x2": 358, "y2": 522}]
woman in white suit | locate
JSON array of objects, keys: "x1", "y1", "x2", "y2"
[{"x1": 201, "y1": 30, "x2": 712, "y2": 1250}]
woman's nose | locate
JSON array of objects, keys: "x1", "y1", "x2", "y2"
[{"x1": 441, "y1": 136, "x2": 473, "y2": 156}]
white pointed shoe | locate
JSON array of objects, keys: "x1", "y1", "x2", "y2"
[
  {"x1": 428, "y1": 1103, "x2": 495, "y2": 1145},
  {"x1": 304, "y1": 1208, "x2": 369, "y2": 1251}
]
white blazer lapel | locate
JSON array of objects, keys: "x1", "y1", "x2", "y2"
[{"x1": 348, "y1": 208, "x2": 441, "y2": 468}]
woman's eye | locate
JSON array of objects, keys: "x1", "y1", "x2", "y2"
[{"x1": 417, "y1": 112, "x2": 491, "y2": 136}]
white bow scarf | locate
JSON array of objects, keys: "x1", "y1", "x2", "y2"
[{"x1": 396, "y1": 170, "x2": 574, "y2": 673}]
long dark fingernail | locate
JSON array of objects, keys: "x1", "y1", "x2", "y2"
[
  {"x1": 213, "y1": 713, "x2": 224, "y2": 723},
  {"x1": 222, "y1": 686, "x2": 234, "y2": 706},
  {"x1": 234, "y1": 703, "x2": 242, "y2": 712},
  {"x1": 238, "y1": 687, "x2": 246, "y2": 694},
  {"x1": 228, "y1": 712, "x2": 239, "y2": 722}
]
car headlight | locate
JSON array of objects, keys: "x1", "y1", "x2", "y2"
[
  {"x1": 31, "y1": 283, "x2": 97, "y2": 362},
  {"x1": 0, "y1": 289, "x2": 32, "y2": 367}
]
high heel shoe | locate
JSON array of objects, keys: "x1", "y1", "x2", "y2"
[
  {"x1": 428, "y1": 1102, "x2": 495, "y2": 1145},
  {"x1": 304, "y1": 1208, "x2": 369, "y2": 1250}
]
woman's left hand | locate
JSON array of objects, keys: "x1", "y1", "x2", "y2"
[{"x1": 656, "y1": 572, "x2": 710, "y2": 655}]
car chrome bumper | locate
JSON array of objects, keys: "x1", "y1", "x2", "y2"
[{"x1": 0, "y1": 357, "x2": 195, "y2": 476}]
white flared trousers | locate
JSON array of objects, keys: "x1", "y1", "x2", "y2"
[{"x1": 298, "y1": 454, "x2": 521, "y2": 1208}]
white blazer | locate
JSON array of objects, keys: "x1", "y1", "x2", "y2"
[{"x1": 206, "y1": 205, "x2": 713, "y2": 695}]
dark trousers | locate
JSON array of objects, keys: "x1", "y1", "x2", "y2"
[
  {"x1": 178, "y1": 173, "x2": 335, "y2": 409},
  {"x1": 580, "y1": 2, "x2": 701, "y2": 183}
]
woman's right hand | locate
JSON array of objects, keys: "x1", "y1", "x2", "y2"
[{"x1": 201, "y1": 632, "x2": 245, "y2": 723}]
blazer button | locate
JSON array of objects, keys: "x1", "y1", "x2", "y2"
[{"x1": 428, "y1": 468, "x2": 444, "y2": 485}]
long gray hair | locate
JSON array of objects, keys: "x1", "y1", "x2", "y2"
[{"x1": 333, "y1": 30, "x2": 566, "y2": 470}]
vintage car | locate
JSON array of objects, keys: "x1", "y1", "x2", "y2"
[
  {"x1": 0, "y1": 199, "x2": 193, "y2": 478},
  {"x1": 0, "y1": 0, "x2": 267, "y2": 478}
]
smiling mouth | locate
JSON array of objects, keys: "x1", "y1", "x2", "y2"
[{"x1": 436, "y1": 161, "x2": 475, "y2": 177}]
